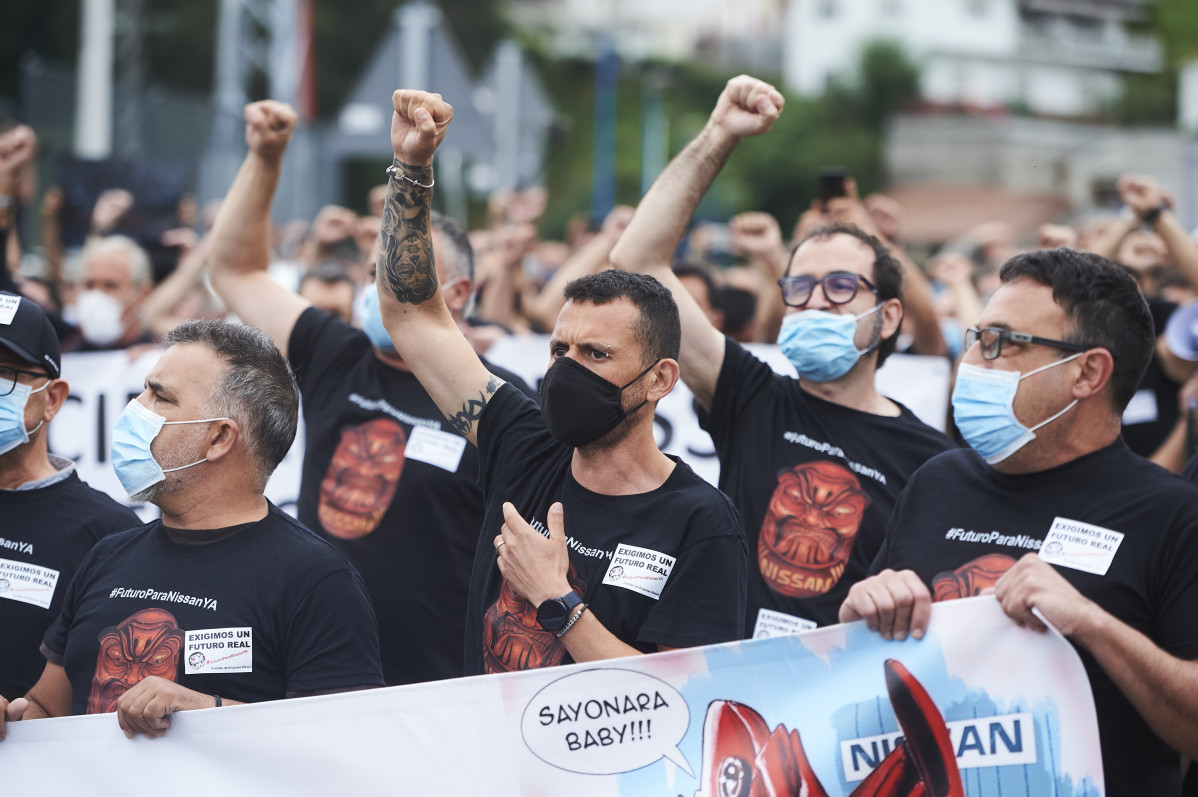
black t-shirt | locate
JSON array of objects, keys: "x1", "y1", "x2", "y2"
[
  {"x1": 700, "y1": 338, "x2": 953, "y2": 633},
  {"x1": 466, "y1": 384, "x2": 747, "y2": 676},
  {"x1": 289, "y1": 307, "x2": 532, "y2": 685},
  {"x1": 1181, "y1": 451, "x2": 1198, "y2": 485},
  {"x1": 1121, "y1": 354, "x2": 1181, "y2": 457},
  {"x1": 44, "y1": 503, "x2": 383, "y2": 715},
  {"x1": 0, "y1": 471, "x2": 140, "y2": 699},
  {"x1": 872, "y1": 443, "x2": 1198, "y2": 796},
  {"x1": 1121, "y1": 298, "x2": 1180, "y2": 458}
]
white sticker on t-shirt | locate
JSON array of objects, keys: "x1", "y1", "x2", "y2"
[
  {"x1": 0, "y1": 294, "x2": 20, "y2": 325},
  {"x1": 1038, "y1": 517, "x2": 1124, "y2": 576},
  {"x1": 0, "y1": 557, "x2": 59, "y2": 610},
  {"x1": 752, "y1": 608, "x2": 816, "y2": 639},
  {"x1": 602, "y1": 543, "x2": 675, "y2": 600},
  {"x1": 185, "y1": 627, "x2": 253, "y2": 674},
  {"x1": 1121, "y1": 389, "x2": 1157, "y2": 425},
  {"x1": 404, "y1": 425, "x2": 467, "y2": 472}
]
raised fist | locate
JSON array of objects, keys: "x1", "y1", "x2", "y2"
[
  {"x1": 708, "y1": 75, "x2": 785, "y2": 140},
  {"x1": 0, "y1": 125, "x2": 36, "y2": 177},
  {"x1": 1037, "y1": 223, "x2": 1077, "y2": 250},
  {"x1": 244, "y1": 101, "x2": 297, "y2": 159},
  {"x1": 311, "y1": 205, "x2": 357, "y2": 246},
  {"x1": 730, "y1": 212, "x2": 784, "y2": 258},
  {"x1": 600, "y1": 204, "x2": 635, "y2": 237},
  {"x1": 1117, "y1": 173, "x2": 1170, "y2": 217},
  {"x1": 91, "y1": 188, "x2": 134, "y2": 234},
  {"x1": 390, "y1": 90, "x2": 454, "y2": 167}
]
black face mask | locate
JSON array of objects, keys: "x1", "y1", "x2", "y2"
[{"x1": 539, "y1": 356, "x2": 658, "y2": 448}]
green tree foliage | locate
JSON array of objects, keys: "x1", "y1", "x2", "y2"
[
  {"x1": 533, "y1": 39, "x2": 918, "y2": 238},
  {"x1": 1107, "y1": 0, "x2": 1198, "y2": 125}
]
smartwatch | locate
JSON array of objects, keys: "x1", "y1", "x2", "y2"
[{"x1": 536, "y1": 590, "x2": 583, "y2": 633}]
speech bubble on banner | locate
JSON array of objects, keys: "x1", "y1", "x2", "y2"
[{"x1": 520, "y1": 668, "x2": 693, "y2": 777}]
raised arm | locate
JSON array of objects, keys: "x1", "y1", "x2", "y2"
[
  {"x1": 206, "y1": 101, "x2": 309, "y2": 358},
  {"x1": 376, "y1": 90, "x2": 501, "y2": 447},
  {"x1": 729, "y1": 211, "x2": 789, "y2": 343},
  {"x1": 1118, "y1": 174, "x2": 1198, "y2": 292},
  {"x1": 610, "y1": 75, "x2": 784, "y2": 411},
  {"x1": 823, "y1": 182, "x2": 947, "y2": 357},
  {"x1": 526, "y1": 205, "x2": 633, "y2": 331}
]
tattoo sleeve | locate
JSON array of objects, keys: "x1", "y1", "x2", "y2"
[
  {"x1": 445, "y1": 374, "x2": 506, "y2": 437},
  {"x1": 378, "y1": 159, "x2": 437, "y2": 304}
]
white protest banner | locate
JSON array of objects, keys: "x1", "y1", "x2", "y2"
[
  {"x1": 4, "y1": 597, "x2": 1104, "y2": 796},
  {"x1": 53, "y1": 341, "x2": 946, "y2": 507},
  {"x1": 485, "y1": 336, "x2": 951, "y2": 486},
  {"x1": 50, "y1": 350, "x2": 304, "y2": 519}
]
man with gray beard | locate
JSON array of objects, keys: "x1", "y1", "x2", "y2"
[{"x1": 0, "y1": 320, "x2": 382, "y2": 741}]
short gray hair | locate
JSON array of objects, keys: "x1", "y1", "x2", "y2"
[
  {"x1": 81, "y1": 235, "x2": 153, "y2": 288},
  {"x1": 431, "y1": 212, "x2": 473, "y2": 283},
  {"x1": 162, "y1": 320, "x2": 299, "y2": 488}
]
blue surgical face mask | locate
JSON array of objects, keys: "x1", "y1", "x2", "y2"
[
  {"x1": 361, "y1": 278, "x2": 464, "y2": 354},
  {"x1": 360, "y1": 281, "x2": 397, "y2": 353},
  {"x1": 111, "y1": 399, "x2": 228, "y2": 497},
  {"x1": 0, "y1": 377, "x2": 50, "y2": 456},
  {"x1": 778, "y1": 304, "x2": 883, "y2": 383},
  {"x1": 951, "y1": 354, "x2": 1081, "y2": 465}
]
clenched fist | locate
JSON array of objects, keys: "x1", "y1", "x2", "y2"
[
  {"x1": 390, "y1": 90, "x2": 454, "y2": 167},
  {"x1": 244, "y1": 101, "x2": 297, "y2": 160},
  {"x1": 708, "y1": 75, "x2": 785, "y2": 141}
]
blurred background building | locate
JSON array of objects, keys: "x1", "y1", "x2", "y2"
[{"x1": 2, "y1": 0, "x2": 1196, "y2": 250}]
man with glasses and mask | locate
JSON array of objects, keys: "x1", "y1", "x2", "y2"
[
  {"x1": 610, "y1": 76, "x2": 952, "y2": 639},
  {"x1": 0, "y1": 319, "x2": 382, "y2": 742},
  {"x1": 0, "y1": 294, "x2": 140, "y2": 704},
  {"x1": 206, "y1": 101, "x2": 531, "y2": 686},
  {"x1": 374, "y1": 89, "x2": 747, "y2": 675},
  {"x1": 841, "y1": 248, "x2": 1198, "y2": 795}
]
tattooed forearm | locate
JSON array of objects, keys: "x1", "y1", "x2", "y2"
[
  {"x1": 444, "y1": 376, "x2": 505, "y2": 436},
  {"x1": 446, "y1": 392, "x2": 488, "y2": 436},
  {"x1": 379, "y1": 159, "x2": 437, "y2": 304}
]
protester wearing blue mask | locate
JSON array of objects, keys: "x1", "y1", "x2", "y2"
[
  {"x1": 204, "y1": 100, "x2": 533, "y2": 688},
  {"x1": 0, "y1": 319, "x2": 383, "y2": 742},
  {"x1": 0, "y1": 293, "x2": 140, "y2": 707},
  {"x1": 609, "y1": 73, "x2": 953, "y2": 638},
  {"x1": 110, "y1": 397, "x2": 229, "y2": 500},
  {"x1": 842, "y1": 248, "x2": 1198, "y2": 796}
]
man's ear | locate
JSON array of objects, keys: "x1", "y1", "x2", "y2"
[
  {"x1": 647, "y1": 358, "x2": 680, "y2": 402},
  {"x1": 880, "y1": 297, "x2": 904, "y2": 342},
  {"x1": 40, "y1": 379, "x2": 71, "y2": 424},
  {"x1": 203, "y1": 418, "x2": 241, "y2": 463},
  {"x1": 443, "y1": 277, "x2": 473, "y2": 317},
  {"x1": 1072, "y1": 348, "x2": 1114, "y2": 400}
]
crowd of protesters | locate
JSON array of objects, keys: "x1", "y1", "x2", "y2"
[{"x1": 1, "y1": 74, "x2": 1196, "y2": 795}]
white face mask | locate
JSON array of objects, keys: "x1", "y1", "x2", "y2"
[{"x1": 74, "y1": 290, "x2": 126, "y2": 346}]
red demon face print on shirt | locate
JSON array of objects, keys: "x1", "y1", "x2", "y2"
[
  {"x1": 87, "y1": 608, "x2": 185, "y2": 714},
  {"x1": 758, "y1": 461, "x2": 870, "y2": 598},
  {"x1": 932, "y1": 553, "x2": 1017, "y2": 602},
  {"x1": 319, "y1": 417, "x2": 406, "y2": 539},
  {"x1": 483, "y1": 565, "x2": 586, "y2": 674}
]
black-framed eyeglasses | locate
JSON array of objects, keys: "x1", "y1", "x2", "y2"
[
  {"x1": 964, "y1": 327, "x2": 1095, "y2": 361},
  {"x1": 0, "y1": 365, "x2": 51, "y2": 397},
  {"x1": 777, "y1": 272, "x2": 877, "y2": 308}
]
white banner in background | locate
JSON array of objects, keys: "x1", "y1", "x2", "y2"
[
  {"x1": 53, "y1": 343, "x2": 946, "y2": 512},
  {"x1": 3, "y1": 598, "x2": 1103, "y2": 796}
]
